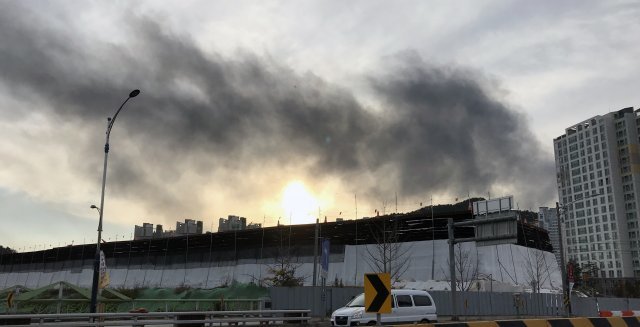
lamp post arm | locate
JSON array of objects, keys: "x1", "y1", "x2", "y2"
[{"x1": 105, "y1": 96, "x2": 133, "y2": 151}]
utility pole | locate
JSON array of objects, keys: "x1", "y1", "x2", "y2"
[
  {"x1": 431, "y1": 197, "x2": 435, "y2": 280},
  {"x1": 313, "y1": 218, "x2": 319, "y2": 287},
  {"x1": 448, "y1": 218, "x2": 457, "y2": 321},
  {"x1": 556, "y1": 202, "x2": 569, "y2": 317}
]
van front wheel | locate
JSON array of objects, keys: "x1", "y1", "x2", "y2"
[
  {"x1": 367, "y1": 321, "x2": 377, "y2": 326},
  {"x1": 420, "y1": 319, "x2": 430, "y2": 323}
]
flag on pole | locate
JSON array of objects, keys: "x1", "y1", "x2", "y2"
[
  {"x1": 98, "y1": 250, "x2": 110, "y2": 289},
  {"x1": 321, "y1": 239, "x2": 330, "y2": 279}
]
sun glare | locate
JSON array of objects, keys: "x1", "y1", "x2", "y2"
[{"x1": 281, "y1": 181, "x2": 319, "y2": 225}]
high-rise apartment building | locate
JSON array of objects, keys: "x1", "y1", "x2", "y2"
[
  {"x1": 218, "y1": 215, "x2": 247, "y2": 232},
  {"x1": 176, "y1": 219, "x2": 204, "y2": 235},
  {"x1": 554, "y1": 107, "x2": 639, "y2": 277},
  {"x1": 538, "y1": 207, "x2": 560, "y2": 267}
]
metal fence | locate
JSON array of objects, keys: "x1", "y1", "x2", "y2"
[
  {"x1": 7, "y1": 298, "x2": 269, "y2": 315},
  {"x1": 428, "y1": 291, "x2": 565, "y2": 317},
  {"x1": 269, "y1": 287, "x2": 569, "y2": 318},
  {"x1": 269, "y1": 286, "x2": 363, "y2": 317},
  {"x1": 0, "y1": 309, "x2": 311, "y2": 326}
]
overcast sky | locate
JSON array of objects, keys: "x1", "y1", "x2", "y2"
[{"x1": 1, "y1": 1, "x2": 639, "y2": 250}]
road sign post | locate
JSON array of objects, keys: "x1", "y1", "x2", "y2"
[{"x1": 364, "y1": 273, "x2": 391, "y2": 325}]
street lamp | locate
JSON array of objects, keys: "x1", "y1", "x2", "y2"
[
  {"x1": 90, "y1": 205, "x2": 101, "y2": 215},
  {"x1": 89, "y1": 89, "x2": 140, "y2": 314}
]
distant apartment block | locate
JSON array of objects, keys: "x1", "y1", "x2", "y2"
[
  {"x1": 134, "y1": 219, "x2": 203, "y2": 240},
  {"x1": 218, "y1": 215, "x2": 261, "y2": 232},
  {"x1": 554, "y1": 107, "x2": 640, "y2": 277},
  {"x1": 218, "y1": 215, "x2": 245, "y2": 232},
  {"x1": 134, "y1": 223, "x2": 165, "y2": 240},
  {"x1": 176, "y1": 219, "x2": 203, "y2": 235},
  {"x1": 538, "y1": 207, "x2": 560, "y2": 267}
]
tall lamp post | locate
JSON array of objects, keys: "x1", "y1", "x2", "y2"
[{"x1": 89, "y1": 89, "x2": 140, "y2": 314}]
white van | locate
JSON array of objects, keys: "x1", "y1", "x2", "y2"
[{"x1": 331, "y1": 289, "x2": 437, "y2": 326}]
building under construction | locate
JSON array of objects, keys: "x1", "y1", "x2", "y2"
[{"x1": 0, "y1": 200, "x2": 558, "y2": 290}]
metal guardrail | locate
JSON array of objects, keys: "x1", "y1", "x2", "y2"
[
  {"x1": 0, "y1": 309, "x2": 311, "y2": 326},
  {"x1": 7, "y1": 298, "x2": 269, "y2": 314}
]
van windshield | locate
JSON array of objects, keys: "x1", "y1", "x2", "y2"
[{"x1": 345, "y1": 294, "x2": 365, "y2": 307}]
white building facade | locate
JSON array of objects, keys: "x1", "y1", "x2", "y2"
[{"x1": 554, "y1": 107, "x2": 640, "y2": 277}]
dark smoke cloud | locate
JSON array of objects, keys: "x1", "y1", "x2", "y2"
[{"x1": 0, "y1": 3, "x2": 555, "y2": 219}]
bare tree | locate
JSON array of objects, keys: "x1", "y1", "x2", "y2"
[
  {"x1": 264, "y1": 256, "x2": 305, "y2": 286},
  {"x1": 442, "y1": 243, "x2": 479, "y2": 291},
  {"x1": 523, "y1": 249, "x2": 552, "y2": 293},
  {"x1": 365, "y1": 217, "x2": 412, "y2": 283},
  {"x1": 262, "y1": 235, "x2": 306, "y2": 287}
]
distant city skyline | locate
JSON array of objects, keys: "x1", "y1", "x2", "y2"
[{"x1": 1, "y1": 1, "x2": 639, "y2": 249}]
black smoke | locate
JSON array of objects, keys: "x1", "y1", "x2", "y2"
[{"x1": 0, "y1": 3, "x2": 555, "y2": 219}]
